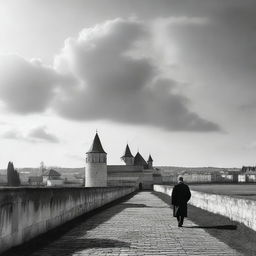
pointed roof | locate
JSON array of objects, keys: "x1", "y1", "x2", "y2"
[
  {"x1": 122, "y1": 144, "x2": 133, "y2": 158},
  {"x1": 42, "y1": 169, "x2": 61, "y2": 177},
  {"x1": 134, "y1": 152, "x2": 148, "y2": 166},
  {"x1": 148, "y1": 154, "x2": 153, "y2": 162},
  {"x1": 87, "y1": 133, "x2": 106, "y2": 154}
]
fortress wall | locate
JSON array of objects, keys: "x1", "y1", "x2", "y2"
[
  {"x1": 142, "y1": 172, "x2": 154, "y2": 189},
  {"x1": 107, "y1": 165, "x2": 143, "y2": 172},
  {"x1": 0, "y1": 186, "x2": 135, "y2": 254},
  {"x1": 154, "y1": 185, "x2": 256, "y2": 231}
]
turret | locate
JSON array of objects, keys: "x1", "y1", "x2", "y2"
[
  {"x1": 121, "y1": 144, "x2": 134, "y2": 166},
  {"x1": 147, "y1": 154, "x2": 153, "y2": 169},
  {"x1": 85, "y1": 132, "x2": 107, "y2": 187}
]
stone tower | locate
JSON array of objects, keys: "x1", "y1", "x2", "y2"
[
  {"x1": 147, "y1": 154, "x2": 153, "y2": 169},
  {"x1": 121, "y1": 144, "x2": 134, "y2": 166},
  {"x1": 85, "y1": 132, "x2": 107, "y2": 187}
]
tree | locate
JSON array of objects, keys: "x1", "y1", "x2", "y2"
[{"x1": 7, "y1": 161, "x2": 21, "y2": 186}]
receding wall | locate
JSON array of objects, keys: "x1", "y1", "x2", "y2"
[
  {"x1": 107, "y1": 165, "x2": 143, "y2": 172},
  {"x1": 0, "y1": 186, "x2": 135, "y2": 254},
  {"x1": 154, "y1": 185, "x2": 256, "y2": 232}
]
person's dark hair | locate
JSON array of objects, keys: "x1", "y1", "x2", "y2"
[{"x1": 178, "y1": 176, "x2": 183, "y2": 182}]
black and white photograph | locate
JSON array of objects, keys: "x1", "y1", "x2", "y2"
[{"x1": 0, "y1": 0, "x2": 256, "y2": 255}]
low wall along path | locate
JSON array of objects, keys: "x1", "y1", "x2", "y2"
[
  {"x1": 154, "y1": 185, "x2": 256, "y2": 232},
  {"x1": 0, "y1": 186, "x2": 135, "y2": 254}
]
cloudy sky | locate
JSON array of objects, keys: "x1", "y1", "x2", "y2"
[{"x1": 0, "y1": 0, "x2": 256, "y2": 168}]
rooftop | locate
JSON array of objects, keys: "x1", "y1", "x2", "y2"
[
  {"x1": 122, "y1": 144, "x2": 133, "y2": 158},
  {"x1": 134, "y1": 152, "x2": 148, "y2": 167},
  {"x1": 42, "y1": 169, "x2": 61, "y2": 177},
  {"x1": 148, "y1": 154, "x2": 153, "y2": 162},
  {"x1": 87, "y1": 133, "x2": 106, "y2": 154}
]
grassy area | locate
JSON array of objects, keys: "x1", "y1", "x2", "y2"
[
  {"x1": 190, "y1": 184, "x2": 256, "y2": 200},
  {"x1": 154, "y1": 191, "x2": 256, "y2": 256}
]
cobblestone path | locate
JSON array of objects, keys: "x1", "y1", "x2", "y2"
[{"x1": 30, "y1": 192, "x2": 241, "y2": 256}]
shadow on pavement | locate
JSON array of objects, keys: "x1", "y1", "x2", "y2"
[
  {"x1": 120, "y1": 203, "x2": 169, "y2": 208},
  {"x1": 119, "y1": 203, "x2": 149, "y2": 207},
  {"x1": 184, "y1": 225, "x2": 237, "y2": 230},
  {"x1": 44, "y1": 238, "x2": 129, "y2": 252},
  {"x1": 4, "y1": 239, "x2": 130, "y2": 256}
]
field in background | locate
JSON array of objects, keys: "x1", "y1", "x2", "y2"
[{"x1": 190, "y1": 184, "x2": 256, "y2": 200}]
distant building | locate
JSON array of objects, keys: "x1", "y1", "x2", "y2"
[
  {"x1": 241, "y1": 166, "x2": 256, "y2": 173},
  {"x1": 239, "y1": 166, "x2": 256, "y2": 183},
  {"x1": 121, "y1": 144, "x2": 154, "y2": 170},
  {"x1": 85, "y1": 133, "x2": 161, "y2": 189},
  {"x1": 247, "y1": 173, "x2": 256, "y2": 182},
  {"x1": 238, "y1": 174, "x2": 246, "y2": 182},
  {"x1": 243, "y1": 171, "x2": 256, "y2": 182},
  {"x1": 42, "y1": 169, "x2": 64, "y2": 186},
  {"x1": 28, "y1": 176, "x2": 43, "y2": 186}
]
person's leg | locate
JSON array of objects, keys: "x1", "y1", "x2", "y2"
[
  {"x1": 177, "y1": 215, "x2": 184, "y2": 227},
  {"x1": 177, "y1": 215, "x2": 183, "y2": 227},
  {"x1": 180, "y1": 216, "x2": 184, "y2": 226}
]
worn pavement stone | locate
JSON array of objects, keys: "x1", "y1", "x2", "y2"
[{"x1": 29, "y1": 192, "x2": 241, "y2": 256}]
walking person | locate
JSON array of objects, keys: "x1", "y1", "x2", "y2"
[{"x1": 171, "y1": 176, "x2": 191, "y2": 227}]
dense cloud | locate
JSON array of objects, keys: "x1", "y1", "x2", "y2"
[
  {"x1": 0, "y1": 55, "x2": 61, "y2": 113},
  {"x1": 54, "y1": 18, "x2": 220, "y2": 131},
  {"x1": 0, "y1": 18, "x2": 221, "y2": 132}
]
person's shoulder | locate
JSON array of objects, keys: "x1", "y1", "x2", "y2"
[
  {"x1": 183, "y1": 183, "x2": 190, "y2": 189},
  {"x1": 173, "y1": 184, "x2": 179, "y2": 189},
  {"x1": 174, "y1": 183, "x2": 183, "y2": 188},
  {"x1": 180, "y1": 182, "x2": 189, "y2": 188}
]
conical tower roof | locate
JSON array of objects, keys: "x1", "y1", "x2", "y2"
[
  {"x1": 148, "y1": 154, "x2": 153, "y2": 162},
  {"x1": 134, "y1": 152, "x2": 147, "y2": 166},
  {"x1": 87, "y1": 133, "x2": 106, "y2": 154},
  {"x1": 122, "y1": 144, "x2": 133, "y2": 158}
]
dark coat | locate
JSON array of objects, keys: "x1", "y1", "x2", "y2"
[{"x1": 171, "y1": 182, "x2": 191, "y2": 217}]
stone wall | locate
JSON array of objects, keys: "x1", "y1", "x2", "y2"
[
  {"x1": 0, "y1": 186, "x2": 135, "y2": 254},
  {"x1": 107, "y1": 165, "x2": 143, "y2": 172},
  {"x1": 141, "y1": 171, "x2": 154, "y2": 190},
  {"x1": 154, "y1": 185, "x2": 256, "y2": 232}
]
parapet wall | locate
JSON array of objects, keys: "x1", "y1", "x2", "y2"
[
  {"x1": 0, "y1": 186, "x2": 135, "y2": 254},
  {"x1": 154, "y1": 185, "x2": 256, "y2": 232}
]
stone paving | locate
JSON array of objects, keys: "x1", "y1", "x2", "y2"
[{"x1": 29, "y1": 192, "x2": 241, "y2": 256}]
